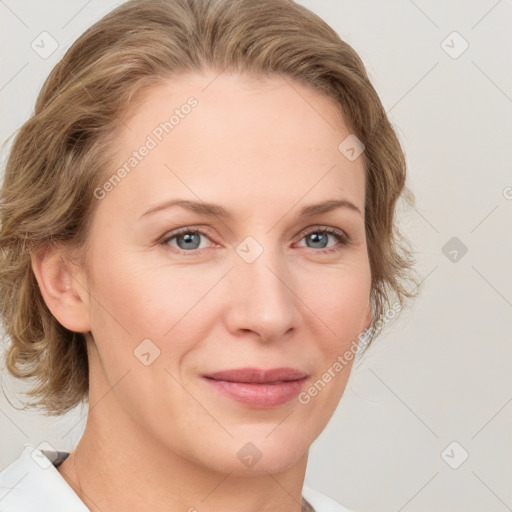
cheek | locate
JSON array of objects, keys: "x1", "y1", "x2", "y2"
[
  {"x1": 87, "y1": 253, "x2": 220, "y2": 354},
  {"x1": 295, "y1": 266, "x2": 369, "y2": 425},
  {"x1": 295, "y1": 258, "x2": 371, "y2": 342}
]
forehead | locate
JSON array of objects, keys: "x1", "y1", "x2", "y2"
[{"x1": 99, "y1": 71, "x2": 365, "y2": 220}]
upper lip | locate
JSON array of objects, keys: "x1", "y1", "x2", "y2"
[{"x1": 203, "y1": 367, "x2": 308, "y2": 383}]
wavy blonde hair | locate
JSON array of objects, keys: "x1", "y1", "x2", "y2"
[{"x1": 0, "y1": 0, "x2": 421, "y2": 416}]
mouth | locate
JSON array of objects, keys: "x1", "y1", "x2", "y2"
[{"x1": 202, "y1": 367, "x2": 309, "y2": 408}]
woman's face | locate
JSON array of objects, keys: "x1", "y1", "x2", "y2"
[{"x1": 78, "y1": 71, "x2": 372, "y2": 475}]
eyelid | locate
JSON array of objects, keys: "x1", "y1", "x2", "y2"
[
  {"x1": 299, "y1": 224, "x2": 350, "y2": 242},
  {"x1": 158, "y1": 225, "x2": 216, "y2": 246}
]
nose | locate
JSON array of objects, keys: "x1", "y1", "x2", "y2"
[{"x1": 223, "y1": 241, "x2": 301, "y2": 343}]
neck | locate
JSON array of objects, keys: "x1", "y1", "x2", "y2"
[
  {"x1": 57, "y1": 374, "x2": 309, "y2": 512},
  {"x1": 58, "y1": 423, "x2": 309, "y2": 512}
]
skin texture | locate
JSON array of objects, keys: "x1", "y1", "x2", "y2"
[{"x1": 32, "y1": 71, "x2": 372, "y2": 512}]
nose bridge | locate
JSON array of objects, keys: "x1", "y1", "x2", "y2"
[{"x1": 227, "y1": 235, "x2": 299, "y2": 340}]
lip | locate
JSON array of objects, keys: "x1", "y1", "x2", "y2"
[
  {"x1": 204, "y1": 367, "x2": 308, "y2": 383},
  {"x1": 202, "y1": 367, "x2": 308, "y2": 408}
]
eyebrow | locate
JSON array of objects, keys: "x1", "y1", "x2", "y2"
[{"x1": 139, "y1": 198, "x2": 363, "y2": 220}]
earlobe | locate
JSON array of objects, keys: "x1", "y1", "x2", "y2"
[{"x1": 30, "y1": 244, "x2": 91, "y2": 333}]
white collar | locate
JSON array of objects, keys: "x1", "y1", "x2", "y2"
[{"x1": 0, "y1": 444, "x2": 89, "y2": 511}]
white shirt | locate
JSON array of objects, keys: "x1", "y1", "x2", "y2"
[{"x1": 0, "y1": 444, "x2": 354, "y2": 511}]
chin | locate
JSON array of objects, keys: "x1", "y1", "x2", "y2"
[{"x1": 199, "y1": 432, "x2": 310, "y2": 476}]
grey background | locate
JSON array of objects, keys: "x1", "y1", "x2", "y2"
[{"x1": 1, "y1": 1, "x2": 511, "y2": 511}]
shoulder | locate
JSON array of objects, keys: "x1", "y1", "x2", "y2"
[
  {"x1": 302, "y1": 484, "x2": 356, "y2": 512},
  {"x1": 0, "y1": 444, "x2": 88, "y2": 512}
]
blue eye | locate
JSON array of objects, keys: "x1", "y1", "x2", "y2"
[
  {"x1": 297, "y1": 227, "x2": 349, "y2": 254},
  {"x1": 160, "y1": 226, "x2": 349, "y2": 255},
  {"x1": 162, "y1": 228, "x2": 209, "y2": 252}
]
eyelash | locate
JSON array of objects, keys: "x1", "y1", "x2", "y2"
[{"x1": 159, "y1": 225, "x2": 350, "y2": 256}]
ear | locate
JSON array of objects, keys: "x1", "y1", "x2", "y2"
[{"x1": 30, "y1": 243, "x2": 91, "y2": 333}]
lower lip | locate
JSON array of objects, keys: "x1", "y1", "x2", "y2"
[{"x1": 204, "y1": 377, "x2": 307, "y2": 408}]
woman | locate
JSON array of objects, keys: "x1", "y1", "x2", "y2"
[{"x1": 0, "y1": 0, "x2": 419, "y2": 510}]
